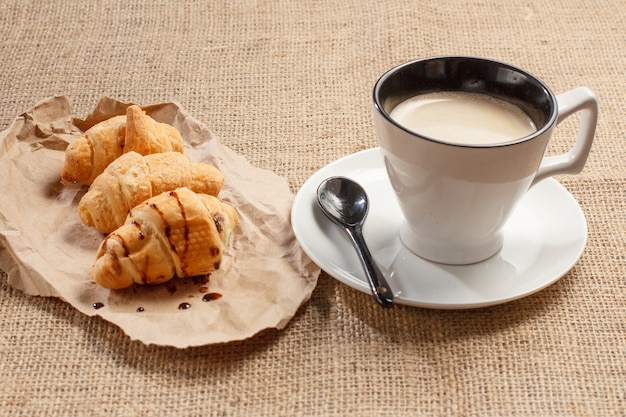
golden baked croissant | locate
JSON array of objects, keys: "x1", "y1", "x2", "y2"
[
  {"x1": 60, "y1": 105, "x2": 184, "y2": 185},
  {"x1": 61, "y1": 115, "x2": 126, "y2": 185},
  {"x1": 79, "y1": 151, "x2": 224, "y2": 234},
  {"x1": 92, "y1": 187, "x2": 238, "y2": 290},
  {"x1": 124, "y1": 104, "x2": 184, "y2": 156}
]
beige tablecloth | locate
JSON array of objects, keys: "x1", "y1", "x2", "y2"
[{"x1": 1, "y1": 1, "x2": 624, "y2": 415}]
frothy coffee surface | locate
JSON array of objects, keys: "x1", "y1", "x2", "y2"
[{"x1": 389, "y1": 91, "x2": 537, "y2": 145}]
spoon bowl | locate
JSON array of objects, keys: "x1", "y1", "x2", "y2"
[
  {"x1": 317, "y1": 177, "x2": 368, "y2": 226},
  {"x1": 317, "y1": 176, "x2": 394, "y2": 308}
]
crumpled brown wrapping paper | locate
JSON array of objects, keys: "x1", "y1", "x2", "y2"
[{"x1": 0, "y1": 96, "x2": 320, "y2": 348}]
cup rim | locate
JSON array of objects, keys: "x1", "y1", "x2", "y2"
[{"x1": 373, "y1": 56, "x2": 559, "y2": 149}]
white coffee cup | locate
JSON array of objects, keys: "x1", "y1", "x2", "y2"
[{"x1": 372, "y1": 56, "x2": 598, "y2": 264}]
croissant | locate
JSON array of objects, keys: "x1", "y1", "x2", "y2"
[
  {"x1": 79, "y1": 151, "x2": 224, "y2": 234},
  {"x1": 60, "y1": 105, "x2": 184, "y2": 185},
  {"x1": 92, "y1": 187, "x2": 238, "y2": 290},
  {"x1": 60, "y1": 115, "x2": 126, "y2": 185},
  {"x1": 124, "y1": 104, "x2": 184, "y2": 156}
]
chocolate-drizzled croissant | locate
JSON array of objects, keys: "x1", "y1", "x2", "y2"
[
  {"x1": 92, "y1": 187, "x2": 238, "y2": 290},
  {"x1": 78, "y1": 151, "x2": 224, "y2": 234}
]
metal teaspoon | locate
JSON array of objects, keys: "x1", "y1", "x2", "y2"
[{"x1": 317, "y1": 176, "x2": 394, "y2": 308}]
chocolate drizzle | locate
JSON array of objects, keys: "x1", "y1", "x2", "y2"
[
  {"x1": 148, "y1": 192, "x2": 192, "y2": 276},
  {"x1": 213, "y1": 214, "x2": 224, "y2": 234},
  {"x1": 170, "y1": 191, "x2": 189, "y2": 253},
  {"x1": 131, "y1": 220, "x2": 145, "y2": 240},
  {"x1": 109, "y1": 232, "x2": 130, "y2": 257}
]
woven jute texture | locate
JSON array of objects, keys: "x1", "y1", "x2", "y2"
[{"x1": 1, "y1": 0, "x2": 625, "y2": 416}]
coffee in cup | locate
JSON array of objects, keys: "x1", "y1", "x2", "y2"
[
  {"x1": 373, "y1": 56, "x2": 597, "y2": 264},
  {"x1": 389, "y1": 91, "x2": 537, "y2": 145}
]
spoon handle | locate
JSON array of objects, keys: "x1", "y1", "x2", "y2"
[{"x1": 345, "y1": 225, "x2": 394, "y2": 308}]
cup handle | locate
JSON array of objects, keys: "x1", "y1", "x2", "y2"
[{"x1": 531, "y1": 86, "x2": 598, "y2": 187}]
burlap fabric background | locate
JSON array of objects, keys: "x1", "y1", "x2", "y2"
[{"x1": 0, "y1": 1, "x2": 624, "y2": 416}]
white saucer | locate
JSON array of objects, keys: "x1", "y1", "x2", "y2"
[{"x1": 291, "y1": 148, "x2": 587, "y2": 309}]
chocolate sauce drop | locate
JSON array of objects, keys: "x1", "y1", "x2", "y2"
[
  {"x1": 202, "y1": 292, "x2": 222, "y2": 302},
  {"x1": 178, "y1": 302, "x2": 192, "y2": 310},
  {"x1": 93, "y1": 302, "x2": 105, "y2": 310},
  {"x1": 136, "y1": 307, "x2": 145, "y2": 312},
  {"x1": 191, "y1": 274, "x2": 210, "y2": 285},
  {"x1": 165, "y1": 281, "x2": 177, "y2": 294}
]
